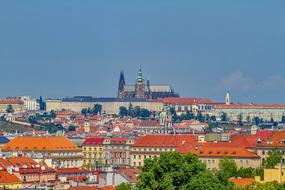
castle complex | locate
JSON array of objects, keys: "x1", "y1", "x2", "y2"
[{"x1": 118, "y1": 68, "x2": 179, "y2": 100}]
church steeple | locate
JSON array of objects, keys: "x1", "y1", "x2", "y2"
[
  {"x1": 225, "y1": 91, "x2": 231, "y2": 105},
  {"x1": 118, "y1": 71, "x2": 125, "y2": 99},
  {"x1": 136, "y1": 66, "x2": 144, "y2": 82},
  {"x1": 135, "y1": 67, "x2": 145, "y2": 99}
]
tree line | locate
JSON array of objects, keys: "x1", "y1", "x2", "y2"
[{"x1": 117, "y1": 149, "x2": 285, "y2": 190}]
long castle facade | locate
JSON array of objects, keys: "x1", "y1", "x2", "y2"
[{"x1": 118, "y1": 68, "x2": 179, "y2": 100}]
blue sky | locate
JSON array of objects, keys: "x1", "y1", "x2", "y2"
[{"x1": 0, "y1": 0, "x2": 284, "y2": 103}]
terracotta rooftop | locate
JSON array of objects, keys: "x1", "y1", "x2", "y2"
[
  {"x1": 139, "y1": 120, "x2": 162, "y2": 127},
  {"x1": 214, "y1": 103, "x2": 285, "y2": 109},
  {"x1": 7, "y1": 157, "x2": 37, "y2": 168},
  {"x1": 185, "y1": 147, "x2": 259, "y2": 158},
  {"x1": 1, "y1": 136, "x2": 80, "y2": 151},
  {"x1": 258, "y1": 131, "x2": 285, "y2": 147},
  {"x1": 229, "y1": 178, "x2": 255, "y2": 187},
  {"x1": 116, "y1": 167, "x2": 139, "y2": 184},
  {"x1": 0, "y1": 171, "x2": 21, "y2": 184},
  {"x1": 133, "y1": 135, "x2": 196, "y2": 147},
  {"x1": 0, "y1": 98, "x2": 24, "y2": 104},
  {"x1": 56, "y1": 168, "x2": 91, "y2": 175},
  {"x1": 82, "y1": 137, "x2": 104, "y2": 146},
  {"x1": 159, "y1": 97, "x2": 213, "y2": 105}
]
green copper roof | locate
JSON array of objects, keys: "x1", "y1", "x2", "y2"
[{"x1": 136, "y1": 68, "x2": 144, "y2": 82}]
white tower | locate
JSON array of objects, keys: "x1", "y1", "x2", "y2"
[{"x1": 225, "y1": 92, "x2": 231, "y2": 105}]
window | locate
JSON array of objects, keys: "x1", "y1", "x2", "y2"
[
  {"x1": 133, "y1": 162, "x2": 136, "y2": 166},
  {"x1": 139, "y1": 155, "x2": 141, "y2": 159},
  {"x1": 144, "y1": 155, "x2": 147, "y2": 159},
  {"x1": 133, "y1": 155, "x2": 136, "y2": 159},
  {"x1": 262, "y1": 150, "x2": 265, "y2": 155},
  {"x1": 139, "y1": 162, "x2": 141, "y2": 167}
]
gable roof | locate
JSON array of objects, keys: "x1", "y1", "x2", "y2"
[
  {"x1": 7, "y1": 157, "x2": 37, "y2": 168},
  {"x1": 258, "y1": 131, "x2": 285, "y2": 147},
  {"x1": 1, "y1": 136, "x2": 80, "y2": 151},
  {"x1": 160, "y1": 97, "x2": 213, "y2": 105},
  {"x1": 185, "y1": 147, "x2": 259, "y2": 158},
  {"x1": 229, "y1": 178, "x2": 255, "y2": 187},
  {"x1": 82, "y1": 138, "x2": 104, "y2": 146},
  {"x1": 133, "y1": 135, "x2": 196, "y2": 147},
  {"x1": 0, "y1": 171, "x2": 21, "y2": 184}
]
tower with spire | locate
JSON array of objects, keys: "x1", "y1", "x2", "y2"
[
  {"x1": 118, "y1": 71, "x2": 125, "y2": 99},
  {"x1": 225, "y1": 91, "x2": 231, "y2": 105},
  {"x1": 135, "y1": 67, "x2": 145, "y2": 99}
]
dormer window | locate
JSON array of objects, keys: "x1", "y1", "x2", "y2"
[{"x1": 280, "y1": 139, "x2": 285, "y2": 144}]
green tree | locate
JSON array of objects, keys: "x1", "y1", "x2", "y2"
[
  {"x1": 238, "y1": 114, "x2": 243, "y2": 126},
  {"x1": 136, "y1": 152, "x2": 228, "y2": 190},
  {"x1": 81, "y1": 108, "x2": 88, "y2": 115},
  {"x1": 140, "y1": 108, "x2": 151, "y2": 118},
  {"x1": 116, "y1": 183, "x2": 133, "y2": 190},
  {"x1": 253, "y1": 117, "x2": 261, "y2": 126},
  {"x1": 50, "y1": 110, "x2": 56, "y2": 118},
  {"x1": 128, "y1": 104, "x2": 135, "y2": 117},
  {"x1": 92, "y1": 104, "x2": 102, "y2": 115},
  {"x1": 264, "y1": 149, "x2": 282, "y2": 168},
  {"x1": 196, "y1": 112, "x2": 204, "y2": 122},
  {"x1": 133, "y1": 106, "x2": 141, "y2": 117},
  {"x1": 282, "y1": 115, "x2": 285, "y2": 123},
  {"x1": 210, "y1": 115, "x2": 217, "y2": 122},
  {"x1": 218, "y1": 157, "x2": 238, "y2": 184},
  {"x1": 221, "y1": 112, "x2": 228, "y2": 122},
  {"x1": 208, "y1": 122, "x2": 218, "y2": 129},
  {"x1": 236, "y1": 167, "x2": 255, "y2": 178},
  {"x1": 186, "y1": 171, "x2": 232, "y2": 190},
  {"x1": 6, "y1": 104, "x2": 14, "y2": 113},
  {"x1": 119, "y1": 106, "x2": 128, "y2": 117}
]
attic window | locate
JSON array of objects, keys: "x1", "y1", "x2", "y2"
[
  {"x1": 208, "y1": 151, "x2": 212, "y2": 154},
  {"x1": 224, "y1": 151, "x2": 228, "y2": 154},
  {"x1": 217, "y1": 151, "x2": 220, "y2": 154},
  {"x1": 232, "y1": 151, "x2": 236, "y2": 155},
  {"x1": 280, "y1": 140, "x2": 285, "y2": 144}
]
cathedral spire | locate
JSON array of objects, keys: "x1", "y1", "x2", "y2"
[
  {"x1": 118, "y1": 71, "x2": 125, "y2": 98},
  {"x1": 136, "y1": 66, "x2": 144, "y2": 82}
]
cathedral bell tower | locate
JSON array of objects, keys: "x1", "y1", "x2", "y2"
[
  {"x1": 135, "y1": 67, "x2": 145, "y2": 99},
  {"x1": 118, "y1": 71, "x2": 125, "y2": 99}
]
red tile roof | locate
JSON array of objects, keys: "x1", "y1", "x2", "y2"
[
  {"x1": 2, "y1": 136, "x2": 80, "y2": 151},
  {"x1": 258, "y1": 131, "x2": 285, "y2": 147},
  {"x1": 139, "y1": 120, "x2": 161, "y2": 127},
  {"x1": 159, "y1": 97, "x2": 213, "y2": 105},
  {"x1": 82, "y1": 137, "x2": 104, "y2": 146},
  {"x1": 214, "y1": 103, "x2": 285, "y2": 109},
  {"x1": 7, "y1": 157, "x2": 37, "y2": 168},
  {"x1": 68, "y1": 186, "x2": 115, "y2": 190},
  {"x1": 133, "y1": 135, "x2": 196, "y2": 147},
  {"x1": 109, "y1": 138, "x2": 129, "y2": 144},
  {"x1": 116, "y1": 167, "x2": 139, "y2": 184},
  {"x1": 0, "y1": 170, "x2": 21, "y2": 184},
  {"x1": 229, "y1": 178, "x2": 255, "y2": 187},
  {"x1": 0, "y1": 98, "x2": 24, "y2": 104},
  {"x1": 184, "y1": 147, "x2": 259, "y2": 158},
  {"x1": 56, "y1": 168, "x2": 91, "y2": 175}
]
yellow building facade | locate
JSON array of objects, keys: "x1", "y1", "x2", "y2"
[{"x1": 82, "y1": 137, "x2": 104, "y2": 169}]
